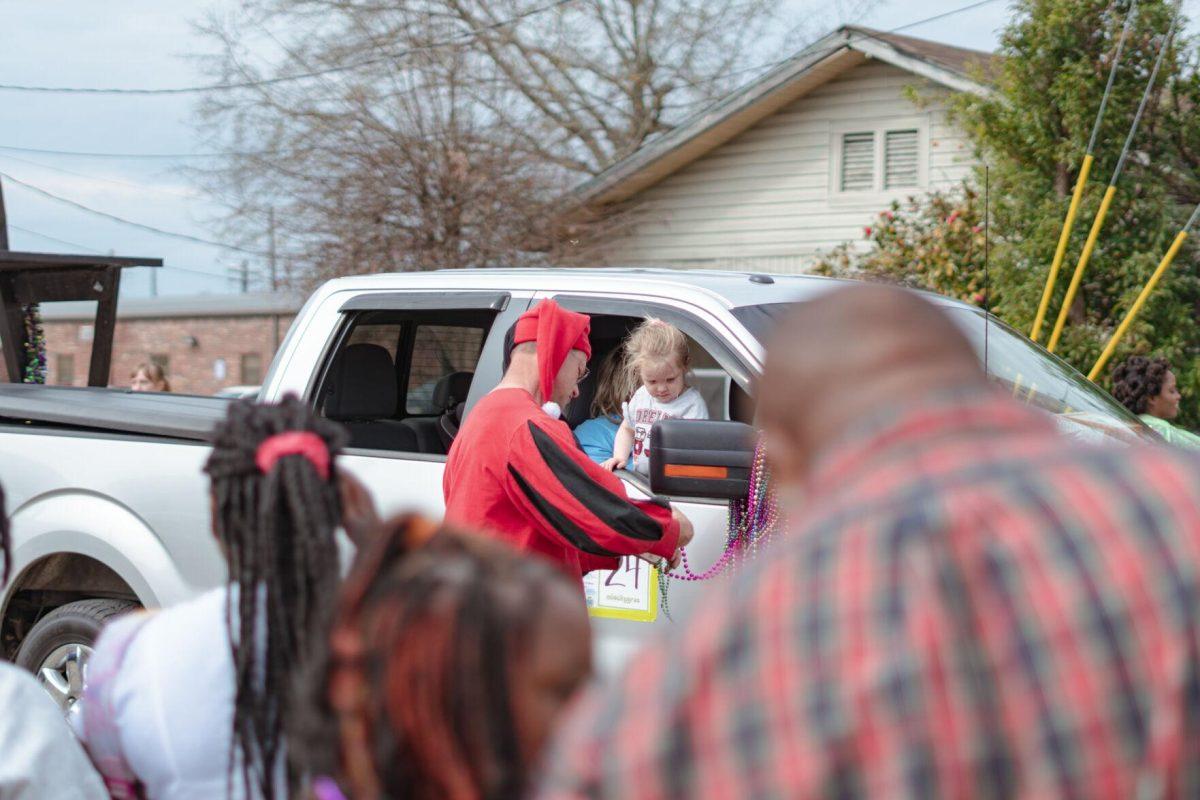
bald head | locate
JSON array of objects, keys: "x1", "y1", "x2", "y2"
[{"x1": 759, "y1": 285, "x2": 986, "y2": 484}]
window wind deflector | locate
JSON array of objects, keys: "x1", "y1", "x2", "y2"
[
  {"x1": 551, "y1": 295, "x2": 753, "y2": 390},
  {"x1": 340, "y1": 291, "x2": 509, "y2": 313}
]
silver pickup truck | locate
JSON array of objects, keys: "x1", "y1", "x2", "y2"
[{"x1": 0, "y1": 268, "x2": 1153, "y2": 711}]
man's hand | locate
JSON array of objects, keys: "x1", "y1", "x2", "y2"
[
  {"x1": 667, "y1": 507, "x2": 695, "y2": 570},
  {"x1": 599, "y1": 456, "x2": 626, "y2": 472},
  {"x1": 339, "y1": 470, "x2": 380, "y2": 546}
]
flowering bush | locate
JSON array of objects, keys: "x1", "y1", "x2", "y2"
[
  {"x1": 812, "y1": 187, "x2": 991, "y2": 307},
  {"x1": 814, "y1": 0, "x2": 1200, "y2": 428}
]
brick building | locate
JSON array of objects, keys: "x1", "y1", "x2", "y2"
[{"x1": 38, "y1": 292, "x2": 304, "y2": 395}]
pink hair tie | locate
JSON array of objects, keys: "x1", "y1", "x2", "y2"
[{"x1": 255, "y1": 431, "x2": 331, "y2": 480}]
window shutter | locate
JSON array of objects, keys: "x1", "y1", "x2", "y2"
[
  {"x1": 884, "y1": 129, "x2": 919, "y2": 189},
  {"x1": 840, "y1": 132, "x2": 875, "y2": 191}
]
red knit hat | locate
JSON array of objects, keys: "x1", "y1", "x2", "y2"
[{"x1": 513, "y1": 299, "x2": 592, "y2": 412}]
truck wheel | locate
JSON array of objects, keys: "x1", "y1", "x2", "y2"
[{"x1": 15, "y1": 599, "x2": 140, "y2": 716}]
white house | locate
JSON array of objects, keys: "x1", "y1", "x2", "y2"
[{"x1": 573, "y1": 26, "x2": 995, "y2": 273}]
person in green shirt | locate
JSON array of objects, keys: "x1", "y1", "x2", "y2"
[{"x1": 1111, "y1": 355, "x2": 1200, "y2": 449}]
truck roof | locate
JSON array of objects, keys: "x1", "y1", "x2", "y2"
[{"x1": 316, "y1": 267, "x2": 858, "y2": 310}]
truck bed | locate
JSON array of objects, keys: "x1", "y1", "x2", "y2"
[{"x1": 0, "y1": 384, "x2": 231, "y2": 441}]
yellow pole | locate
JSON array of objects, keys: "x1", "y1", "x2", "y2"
[
  {"x1": 1031, "y1": 154, "x2": 1094, "y2": 342},
  {"x1": 1088, "y1": 230, "x2": 1190, "y2": 381},
  {"x1": 1048, "y1": 184, "x2": 1118, "y2": 352}
]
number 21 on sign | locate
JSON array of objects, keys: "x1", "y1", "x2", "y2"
[{"x1": 582, "y1": 556, "x2": 659, "y2": 622}]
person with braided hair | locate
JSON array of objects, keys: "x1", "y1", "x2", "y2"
[
  {"x1": 78, "y1": 396, "x2": 355, "y2": 800},
  {"x1": 292, "y1": 514, "x2": 592, "y2": 800},
  {"x1": 1111, "y1": 355, "x2": 1200, "y2": 449}
]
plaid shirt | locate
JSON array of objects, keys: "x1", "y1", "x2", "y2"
[{"x1": 537, "y1": 392, "x2": 1200, "y2": 799}]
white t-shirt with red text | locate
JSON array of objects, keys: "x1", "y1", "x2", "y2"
[{"x1": 623, "y1": 386, "x2": 709, "y2": 475}]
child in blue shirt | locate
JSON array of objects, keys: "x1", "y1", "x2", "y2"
[{"x1": 575, "y1": 348, "x2": 635, "y2": 463}]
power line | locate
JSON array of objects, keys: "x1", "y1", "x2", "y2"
[
  {"x1": 0, "y1": 0, "x2": 578, "y2": 96},
  {"x1": 0, "y1": 0, "x2": 1002, "y2": 162},
  {"x1": 0, "y1": 143, "x2": 270, "y2": 160},
  {"x1": 7, "y1": 223, "x2": 238, "y2": 281},
  {"x1": 8, "y1": 223, "x2": 102, "y2": 253},
  {"x1": 885, "y1": 0, "x2": 1003, "y2": 33},
  {"x1": 0, "y1": 170, "x2": 268, "y2": 256},
  {"x1": 165, "y1": 264, "x2": 241, "y2": 281},
  {"x1": 0, "y1": 151, "x2": 197, "y2": 196},
  {"x1": 674, "y1": 0, "x2": 1004, "y2": 93}
]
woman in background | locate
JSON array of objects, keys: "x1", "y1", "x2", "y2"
[
  {"x1": 130, "y1": 362, "x2": 171, "y2": 392},
  {"x1": 1111, "y1": 355, "x2": 1200, "y2": 449}
]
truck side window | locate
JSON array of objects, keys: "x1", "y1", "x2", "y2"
[
  {"x1": 571, "y1": 316, "x2": 738, "y2": 428},
  {"x1": 564, "y1": 308, "x2": 754, "y2": 502},
  {"x1": 317, "y1": 309, "x2": 495, "y2": 456},
  {"x1": 346, "y1": 319, "x2": 403, "y2": 360},
  {"x1": 406, "y1": 326, "x2": 486, "y2": 415},
  {"x1": 685, "y1": 335, "x2": 731, "y2": 421}
]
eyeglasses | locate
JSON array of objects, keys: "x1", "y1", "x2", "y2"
[{"x1": 577, "y1": 367, "x2": 591, "y2": 386}]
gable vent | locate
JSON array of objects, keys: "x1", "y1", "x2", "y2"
[
  {"x1": 840, "y1": 132, "x2": 875, "y2": 191},
  {"x1": 884, "y1": 129, "x2": 919, "y2": 189}
]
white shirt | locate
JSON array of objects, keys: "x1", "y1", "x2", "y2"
[
  {"x1": 623, "y1": 386, "x2": 709, "y2": 475},
  {"x1": 80, "y1": 586, "x2": 282, "y2": 800},
  {"x1": 0, "y1": 662, "x2": 108, "y2": 800}
]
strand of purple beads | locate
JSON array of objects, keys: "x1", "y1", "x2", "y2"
[{"x1": 658, "y1": 439, "x2": 779, "y2": 614}]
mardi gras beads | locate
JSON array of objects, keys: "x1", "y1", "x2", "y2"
[
  {"x1": 21, "y1": 304, "x2": 46, "y2": 385},
  {"x1": 658, "y1": 437, "x2": 779, "y2": 618}
]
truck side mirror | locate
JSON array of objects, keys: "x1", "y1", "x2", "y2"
[{"x1": 648, "y1": 419, "x2": 755, "y2": 500}]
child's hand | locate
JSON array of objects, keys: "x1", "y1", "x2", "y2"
[{"x1": 600, "y1": 457, "x2": 626, "y2": 472}]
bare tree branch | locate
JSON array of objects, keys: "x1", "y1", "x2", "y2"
[{"x1": 191, "y1": 0, "x2": 867, "y2": 281}]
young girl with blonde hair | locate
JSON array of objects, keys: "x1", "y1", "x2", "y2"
[{"x1": 602, "y1": 319, "x2": 708, "y2": 475}]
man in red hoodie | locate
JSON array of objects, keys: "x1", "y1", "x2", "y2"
[{"x1": 444, "y1": 299, "x2": 692, "y2": 579}]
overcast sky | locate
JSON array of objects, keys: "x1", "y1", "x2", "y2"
[{"x1": 0, "y1": 0, "x2": 1154, "y2": 297}]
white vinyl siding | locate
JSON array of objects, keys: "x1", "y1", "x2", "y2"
[
  {"x1": 840, "y1": 132, "x2": 875, "y2": 191},
  {"x1": 600, "y1": 61, "x2": 980, "y2": 273},
  {"x1": 884, "y1": 129, "x2": 919, "y2": 189}
]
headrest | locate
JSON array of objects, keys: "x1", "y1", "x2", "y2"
[
  {"x1": 433, "y1": 371, "x2": 473, "y2": 412},
  {"x1": 325, "y1": 344, "x2": 398, "y2": 420}
]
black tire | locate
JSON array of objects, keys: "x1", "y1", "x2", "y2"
[{"x1": 15, "y1": 598, "x2": 139, "y2": 674}]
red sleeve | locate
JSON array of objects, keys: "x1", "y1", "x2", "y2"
[
  {"x1": 503, "y1": 417, "x2": 680, "y2": 561},
  {"x1": 579, "y1": 553, "x2": 621, "y2": 574}
]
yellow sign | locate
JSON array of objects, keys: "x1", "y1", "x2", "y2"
[{"x1": 582, "y1": 556, "x2": 659, "y2": 623}]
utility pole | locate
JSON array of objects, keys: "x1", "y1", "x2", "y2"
[
  {"x1": 229, "y1": 261, "x2": 249, "y2": 293},
  {"x1": 268, "y1": 207, "x2": 278, "y2": 291},
  {"x1": 0, "y1": 177, "x2": 9, "y2": 251}
]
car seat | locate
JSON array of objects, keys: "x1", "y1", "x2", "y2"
[
  {"x1": 401, "y1": 371, "x2": 474, "y2": 454},
  {"x1": 323, "y1": 344, "x2": 418, "y2": 452},
  {"x1": 435, "y1": 371, "x2": 474, "y2": 450}
]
